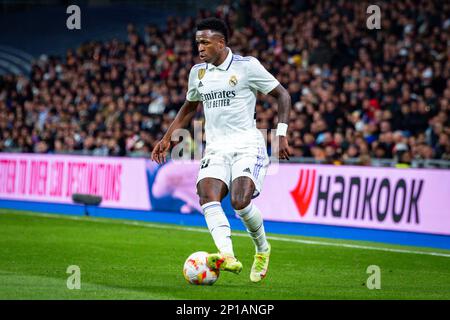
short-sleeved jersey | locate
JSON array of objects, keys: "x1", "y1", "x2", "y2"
[{"x1": 186, "y1": 48, "x2": 279, "y2": 151}]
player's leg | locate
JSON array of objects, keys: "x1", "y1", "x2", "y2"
[
  {"x1": 196, "y1": 157, "x2": 242, "y2": 274},
  {"x1": 231, "y1": 149, "x2": 271, "y2": 282}
]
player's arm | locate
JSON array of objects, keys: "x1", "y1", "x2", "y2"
[
  {"x1": 151, "y1": 100, "x2": 199, "y2": 164},
  {"x1": 152, "y1": 64, "x2": 202, "y2": 164},
  {"x1": 268, "y1": 84, "x2": 292, "y2": 160}
]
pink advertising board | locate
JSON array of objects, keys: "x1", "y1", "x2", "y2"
[
  {"x1": 0, "y1": 153, "x2": 151, "y2": 210},
  {"x1": 254, "y1": 164, "x2": 450, "y2": 236}
]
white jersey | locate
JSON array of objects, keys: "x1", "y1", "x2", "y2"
[{"x1": 186, "y1": 48, "x2": 279, "y2": 151}]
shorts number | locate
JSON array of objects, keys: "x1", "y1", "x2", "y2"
[{"x1": 201, "y1": 159, "x2": 210, "y2": 169}]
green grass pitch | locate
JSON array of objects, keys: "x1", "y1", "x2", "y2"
[{"x1": 0, "y1": 209, "x2": 449, "y2": 300}]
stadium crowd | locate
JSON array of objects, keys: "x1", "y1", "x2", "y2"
[{"x1": 0, "y1": 0, "x2": 449, "y2": 165}]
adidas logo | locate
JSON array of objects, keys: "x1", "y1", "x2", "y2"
[
  {"x1": 243, "y1": 168, "x2": 251, "y2": 174},
  {"x1": 198, "y1": 81, "x2": 204, "y2": 87}
]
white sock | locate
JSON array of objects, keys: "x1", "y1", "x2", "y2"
[
  {"x1": 202, "y1": 201, "x2": 234, "y2": 256},
  {"x1": 235, "y1": 203, "x2": 269, "y2": 253}
]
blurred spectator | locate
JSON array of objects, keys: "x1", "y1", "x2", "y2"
[{"x1": 0, "y1": 0, "x2": 448, "y2": 167}]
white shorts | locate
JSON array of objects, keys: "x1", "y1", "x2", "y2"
[{"x1": 196, "y1": 145, "x2": 270, "y2": 198}]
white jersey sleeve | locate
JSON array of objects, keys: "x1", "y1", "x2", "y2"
[
  {"x1": 247, "y1": 57, "x2": 280, "y2": 95},
  {"x1": 186, "y1": 66, "x2": 202, "y2": 102}
]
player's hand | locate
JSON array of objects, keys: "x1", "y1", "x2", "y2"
[
  {"x1": 277, "y1": 136, "x2": 292, "y2": 160},
  {"x1": 151, "y1": 138, "x2": 171, "y2": 164}
]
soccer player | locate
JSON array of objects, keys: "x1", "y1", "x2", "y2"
[{"x1": 151, "y1": 17, "x2": 291, "y2": 282}]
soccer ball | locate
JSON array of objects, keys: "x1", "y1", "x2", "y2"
[{"x1": 183, "y1": 251, "x2": 219, "y2": 285}]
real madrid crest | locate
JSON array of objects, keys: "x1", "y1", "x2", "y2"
[
  {"x1": 229, "y1": 75, "x2": 238, "y2": 86},
  {"x1": 198, "y1": 69, "x2": 206, "y2": 80}
]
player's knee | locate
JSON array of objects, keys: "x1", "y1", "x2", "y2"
[
  {"x1": 199, "y1": 195, "x2": 219, "y2": 207},
  {"x1": 231, "y1": 196, "x2": 252, "y2": 211}
]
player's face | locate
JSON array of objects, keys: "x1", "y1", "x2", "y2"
[{"x1": 195, "y1": 30, "x2": 225, "y2": 64}]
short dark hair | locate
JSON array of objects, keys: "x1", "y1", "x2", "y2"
[{"x1": 196, "y1": 17, "x2": 229, "y2": 43}]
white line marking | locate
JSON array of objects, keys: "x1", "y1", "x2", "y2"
[{"x1": 5, "y1": 211, "x2": 450, "y2": 258}]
